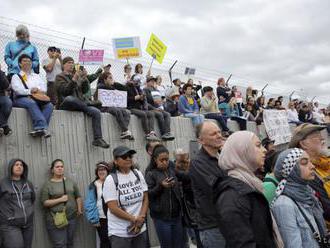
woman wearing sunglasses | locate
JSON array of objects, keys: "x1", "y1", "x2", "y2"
[{"x1": 103, "y1": 146, "x2": 149, "y2": 248}]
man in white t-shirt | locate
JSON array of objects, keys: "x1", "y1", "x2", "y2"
[
  {"x1": 103, "y1": 146, "x2": 149, "y2": 248},
  {"x1": 42, "y1": 46, "x2": 62, "y2": 105}
]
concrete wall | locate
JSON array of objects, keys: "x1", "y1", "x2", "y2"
[{"x1": 0, "y1": 108, "x2": 328, "y2": 247}]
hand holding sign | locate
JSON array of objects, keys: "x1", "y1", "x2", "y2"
[{"x1": 146, "y1": 33, "x2": 167, "y2": 64}]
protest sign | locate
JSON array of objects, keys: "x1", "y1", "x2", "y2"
[
  {"x1": 112, "y1": 37, "x2": 142, "y2": 59},
  {"x1": 146, "y1": 33, "x2": 167, "y2": 64},
  {"x1": 98, "y1": 89, "x2": 127, "y2": 108},
  {"x1": 263, "y1": 110, "x2": 292, "y2": 145},
  {"x1": 78, "y1": 49, "x2": 104, "y2": 65},
  {"x1": 184, "y1": 67, "x2": 196, "y2": 75}
]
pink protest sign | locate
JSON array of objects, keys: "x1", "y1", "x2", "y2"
[{"x1": 78, "y1": 49, "x2": 104, "y2": 65}]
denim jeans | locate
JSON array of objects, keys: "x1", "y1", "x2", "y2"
[
  {"x1": 14, "y1": 96, "x2": 53, "y2": 130},
  {"x1": 183, "y1": 113, "x2": 205, "y2": 126},
  {"x1": 152, "y1": 110, "x2": 171, "y2": 135},
  {"x1": 130, "y1": 109, "x2": 155, "y2": 134},
  {"x1": 204, "y1": 113, "x2": 229, "y2": 131},
  {"x1": 46, "y1": 218, "x2": 77, "y2": 248},
  {"x1": 0, "y1": 96, "x2": 12, "y2": 127},
  {"x1": 0, "y1": 222, "x2": 34, "y2": 248},
  {"x1": 153, "y1": 217, "x2": 184, "y2": 248},
  {"x1": 102, "y1": 107, "x2": 130, "y2": 132},
  {"x1": 199, "y1": 228, "x2": 226, "y2": 248},
  {"x1": 60, "y1": 96, "x2": 102, "y2": 139}
]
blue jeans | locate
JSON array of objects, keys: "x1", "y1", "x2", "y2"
[
  {"x1": 0, "y1": 96, "x2": 12, "y2": 127},
  {"x1": 14, "y1": 97, "x2": 53, "y2": 130},
  {"x1": 60, "y1": 96, "x2": 102, "y2": 139},
  {"x1": 199, "y1": 228, "x2": 226, "y2": 248},
  {"x1": 184, "y1": 113, "x2": 205, "y2": 126},
  {"x1": 153, "y1": 217, "x2": 184, "y2": 248},
  {"x1": 46, "y1": 218, "x2": 77, "y2": 248}
]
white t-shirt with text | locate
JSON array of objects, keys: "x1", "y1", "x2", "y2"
[{"x1": 103, "y1": 170, "x2": 148, "y2": 237}]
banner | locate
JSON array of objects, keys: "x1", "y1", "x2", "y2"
[
  {"x1": 78, "y1": 49, "x2": 104, "y2": 65},
  {"x1": 98, "y1": 89, "x2": 127, "y2": 108},
  {"x1": 263, "y1": 110, "x2": 292, "y2": 145},
  {"x1": 146, "y1": 33, "x2": 167, "y2": 64},
  {"x1": 112, "y1": 37, "x2": 142, "y2": 59}
]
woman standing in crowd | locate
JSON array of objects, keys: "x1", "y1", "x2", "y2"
[
  {"x1": 0, "y1": 159, "x2": 35, "y2": 248},
  {"x1": 96, "y1": 72, "x2": 134, "y2": 140},
  {"x1": 131, "y1": 63, "x2": 150, "y2": 88},
  {"x1": 214, "y1": 131, "x2": 281, "y2": 247},
  {"x1": 123, "y1": 64, "x2": 132, "y2": 84},
  {"x1": 271, "y1": 148, "x2": 329, "y2": 248},
  {"x1": 41, "y1": 159, "x2": 83, "y2": 248},
  {"x1": 84, "y1": 162, "x2": 111, "y2": 248},
  {"x1": 11, "y1": 54, "x2": 53, "y2": 138},
  {"x1": 103, "y1": 146, "x2": 149, "y2": 248},
  {"x1": 178, "y1": 83, "x2": 204, "y2": 126},
  {"x1": 146, "y1": 144, "x2": 185, "y2": 248}
]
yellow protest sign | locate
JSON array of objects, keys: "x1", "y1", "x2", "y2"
[{"x1": 146, "y1": 33, "x2": 167, "y2": 64}]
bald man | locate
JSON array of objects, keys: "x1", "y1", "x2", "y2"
[{"x1": 189, "y1": 121, "x2": 227, "y2": 248}]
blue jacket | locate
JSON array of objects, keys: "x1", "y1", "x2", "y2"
[
  {"x1": 178, "y1": 95, "x2": 199, "y2": 114},
  {"x1": 84, "y1": 181, "x2": 100, "y2": 225},
  {"x1": 272, "y1": 195, "x2": 323, "y2": 248},
  {"x1": 4, "y1": 40, "x2": 39, "y2": 74}
]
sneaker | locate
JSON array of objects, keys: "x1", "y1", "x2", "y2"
[
  {"x1": 92, "y1": 138, "x2": 110, "y2": 149},
  {"x1": 3, "y1": 126, "x2": 12, "y2": 136},
  {"x1": 42, "y1": 129, "x2": 51, "y2": 138},
  {"x1": 120, "y1": 130, "x2": 132, "y2": 140},
  {"x1": 29, "y1": 129, "x2": 44, "y2": 137},
  {"x1": 161, "y1": 133, "x2": 175, "y2": 141},
  {"x1": 145, "y1": 132, "x2": 161, "y2": 141},
  {"x1": 0, "y1": 128, "x2": 4, "y2": 137}
]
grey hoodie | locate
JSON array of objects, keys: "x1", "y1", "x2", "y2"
[{"x1": 0, "y1": 159, "x2": 35, "y2": 226}]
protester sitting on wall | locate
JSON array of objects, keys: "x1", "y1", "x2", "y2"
[
  {"x1": 11, "y1": 54, "x2": 53, "y2": 138},
  {"x1": 172, "y1": 78, "x2": 183, "y2": 95},
  {"x1": 103, "y1": 146, "x2": 149, "y2": 248},
  {"x1": 287, "y1": 101, "x2": 303, "y2": 125},
  {"x1": 187, "y1": 79, "x2": 202, "y2": 106},
  {"x1": 0, "y1": 159, "x2": 35, "y2": 248},
  {"x1": 96, "y1": 72, "x2": 134, "y2": 140},
  {"x1": 228, "y1": 97, "x2": 247, "y2": 130},
  {"x1": 131, "y1": 63, "x2": 150, "y2": 88},
  {"x1": 266, "y1": 98, "x2": 275, "y2": 109},
  {"x1": 164, "y1": 87, "x2": 180, "y2": 117},
  {"x1": 123, "y1": 64, "x2": 133, "y2": 84},
  {"x1": 155, "y1": 75, "x2": 166, "y2": 99},
  {"x1": 178, "y1": 83, "x2": 204, "y2": 126},
  {"x1": 288, "y1": 124, "x2": 330, "y2": 229},
  {"x1": 255, "y1": 96, "x2": 266, "y2": 110},
  {"x1": 245, "y1": 103, "x2": 263, "y2": 124},
  {"x1": 214, "y1": 131, "x2": 280, "y2": 248},
  {"x1": 0, "y1": 65, "x2": 12, "y2": 136},
  {"x1": 42, "y1": 46, "x2": 63, "y2": 105},
  {"x1": 189, "y1": 121, "x2": 227, "y2": 248},
  {"x1": 200, "y1": 86, "x2": 230, "y2": 133},
  {"x1": 271, "y1": 148, "x2": 328, "y2": 247},
  {"x1": 84, "y1": 161, "x2": 111, "y2": 248},
  {"x1": 143, "y1": 77, "x2": 175, "y2": 141},
  {"x1": 41, "y1": 159, "x2": 82, "y2": 248},
  {"x1": 146, "y1": 144, "x2": 185, "y2": 248},
  {"x1": 216, "y1": 77, "x2": 231, "y2": 104},
  {"x1": 263, "y1": 150, "x2": 281, "y2": 204},
  {"x1": 274, "y1": 100, "x2": 285, "y2": 110},
  {"x1": 298, "y1": 103, "x2": 314, "y2": 123},
  {"x1": 126, "y1": 76, "x2": 160, "y2": 141},
  {"x1": 55, "y1": 56, "x2": 110, "y2": 148},
  {"x1": 245, "y1": 86, "x2": 253, "y2": 103},
  {"x1": 4, "y1": 25, "x2": 39, "y2": 80}
]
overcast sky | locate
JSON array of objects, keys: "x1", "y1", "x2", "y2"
[{"x1": 1, "y1": 0, "x2": 330, "y2": 103}]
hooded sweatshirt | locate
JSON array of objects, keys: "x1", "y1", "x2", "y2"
[{"x1": 0, "y1": 159, "x2": 35, "y2": 226}]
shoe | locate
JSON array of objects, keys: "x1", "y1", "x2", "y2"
[
  {"x1": 29, "y1": 129, "x2": 44, "y2": 137},
  {"x1": 42, "y1": 129, "x2": 51, "y2": 138},
  {"x1": 0, "y1": 128, "x2": 4, "y2": 137},
  {"x1": 3, "y1": 126, "x2": 12, "y2": 136},
  {"x1": 161, "y1": 133, "x2": 175, "y2": 141},
  {"x1": 92, "y1": 138, "x2": 110, "y2": 149},
  {"x1": 120, "y1": 130, "x2": 132, "y2": 140},
  {"x1": 145, "y1": 132, "x2": 161, "y2": 141}
]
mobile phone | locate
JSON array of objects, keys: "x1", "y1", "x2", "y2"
[
  {"x1": 167, "y1": 177, "x2": 175, "y2": 182},
  {"x1": 74, "y1": 64, "x2": 80, "y2": 72},
  {"x1": 79, "y1": 65, "x2": 85, "y2": 71}
]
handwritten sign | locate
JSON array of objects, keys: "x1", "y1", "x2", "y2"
[
  {"x1": 79, "y1": 49, "x2": 104, "y2": 65},
  {"x1": 113, "y1": 37, "x2": 141, "y2": 59},
  {"x1": 98, "y1": 89, "x2": 127, "y2": 108},
  {"x1": 263, "y1": 110, "x2": 292, "y2": 145},
  {"x1": 146, "y1": 33, "x2": 167, "y2": 64}
]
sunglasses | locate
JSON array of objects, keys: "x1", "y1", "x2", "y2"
[{"x1": 119, "y1": 154, "x2": 133, "y2": 160}]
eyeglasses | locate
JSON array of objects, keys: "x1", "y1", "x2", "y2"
[{"x1": 119, "y1": 154, "x2": 133, "y2": 160}]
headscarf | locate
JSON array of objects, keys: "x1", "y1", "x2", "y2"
[
  {"x1": 218, "y1": 131, "x2": 264, "y2": 193},
  {"x1": 272, "y1": 148, "x2": 327, "y2": 236}
]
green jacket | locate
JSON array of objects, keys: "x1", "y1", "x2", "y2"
[{"x1": 262, "y1": 173, "x2": 279, "y2": 204}]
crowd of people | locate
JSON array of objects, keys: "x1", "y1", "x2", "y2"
[{"x1": 0, "y1": 24, "x2": 330, "y2": 248}]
